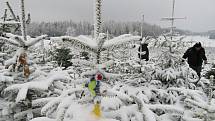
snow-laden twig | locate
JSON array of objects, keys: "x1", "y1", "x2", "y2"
[{"x1": 26, "y1": 35, "x2": 48, "y2": 47}]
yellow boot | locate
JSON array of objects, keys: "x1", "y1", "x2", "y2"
[{"x1": 92, "y1": 103, "x2": 102, "y2": 118}]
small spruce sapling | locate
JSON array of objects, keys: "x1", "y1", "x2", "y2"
[{"x1": 52, "y1": 48, "x2": 73, "y2": 69}]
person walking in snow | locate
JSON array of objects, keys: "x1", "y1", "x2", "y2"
[
  {"x1": 182, "y1": 42, "x2": 207, "y2": 79},
  {"x1": 138, "y1": 42, "x2": 149, "y2": 61}
]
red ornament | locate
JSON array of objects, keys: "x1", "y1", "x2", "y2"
[{"x1": 96, "y1": 73, "x2": 103, "y2": 81}]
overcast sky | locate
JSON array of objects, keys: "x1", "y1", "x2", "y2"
[{"x1": 0, "y1": 0, "x2": 215, "y2": 32}]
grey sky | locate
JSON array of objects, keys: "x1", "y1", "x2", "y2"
[{"x1": 0, "y1": 0, "x2": 215, "y2": 32}]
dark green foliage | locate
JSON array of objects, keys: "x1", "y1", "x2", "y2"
[
  {"x1": 0, "y1": 25, "x2": 12, "y2": 35},
  {"x1": 80, "y1": 51, "x2": 89, "y2": 60},
  {"x1": 52, "y1": 48, "x2": 73, "y2": 69},
  {"x1": 0, "y1": 42, "x2": 5, "y2": 52},
  {"x1": 205, "y1": 64, "x2": 215, "y2": 79}
]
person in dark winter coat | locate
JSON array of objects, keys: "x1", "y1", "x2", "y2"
[
  {"x1": 182, "y1": 42, "x2": 207, "y2": 78},
  {"x1": 138, "y1": 43, "x2": 149, "y2": 61}
]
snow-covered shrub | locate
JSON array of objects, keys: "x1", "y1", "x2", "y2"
[
  {"x1": 1, "y1": 68, "x2": 71, "y2": 120},
  {"x1": 154, "y1": 36, "x2": 185, "y2": 69},
  {"x1": 0, "y1": 69, "x2": 14, "y2": 97},
  {"x1": 205, "y1": 64, "x2": 215, "y2": 79}
]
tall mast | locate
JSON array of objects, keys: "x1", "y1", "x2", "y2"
[
  {"x1": 161, "y1": 0, "x2": 186, "y2": 40},
  {"x1": 170, "y1": 0, "x2": 175, "y2": 37}
]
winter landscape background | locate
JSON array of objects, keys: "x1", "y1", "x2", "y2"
[{"x1": 0, "y1": 0, "x2": 215, "y2": 121}]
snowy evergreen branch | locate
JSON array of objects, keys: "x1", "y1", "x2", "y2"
[
  {"x1": 147, "y1": 104, "x2": 184, "y2": 115},
  {"x1": 103, "y1": 35, "x2": 140, "y2": 49},
  {"x1": 103, "y1": 104, "x2": 142, "y2": 121},
  {"x1": 14, "y1": 108, "x2": 41, "y2": 120},
  {"x1": 25, "y1": 35, "x2": 48, "y2": 47},
  {"x1": 32, "y1": 97, "x2": 56, "y2": 107},
  {"x1": 61, "y1": 36, "x2": 97, "y2": 53},
  {"x1": 0, "y1": 36, "x2": 19, "y2": 46}
]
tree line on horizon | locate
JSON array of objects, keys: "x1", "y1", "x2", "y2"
[{"x1": 26, "y1": 20, "x2": 192, "y2": 37}]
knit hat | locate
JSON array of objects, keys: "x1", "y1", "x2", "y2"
[{"x1": 194, "y1": 42, "x2": 202, "y2": 48}]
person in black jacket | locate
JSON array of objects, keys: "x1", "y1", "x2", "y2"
[
  {"x1": 182, "y1": 42, "x2": 207, "y2": 78},
  {"x1": 138, "y1": 43, "x2": 149, "y2": 61}
]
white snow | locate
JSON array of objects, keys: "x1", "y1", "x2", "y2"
[
  {"x1": 30, "y1": 117, "x2": 56, "y2": 121},
  {"x1": 0, "y1": 20, "x2": 21, "y2": 24},
  {"x1": 183, "y1": 36, "x2": 215, "y2": 47}
]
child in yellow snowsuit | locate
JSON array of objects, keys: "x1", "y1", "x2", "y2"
[{"x1": 85, "y1": 74, "x2": 102, "y2": 117}]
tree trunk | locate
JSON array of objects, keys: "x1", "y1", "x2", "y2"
[
  {"x1": 94, "y1": 0, "x2": 102, "y2": 38},
  {"x1": 96, "y1": 51, "x2": 101, "y2": 64},
  {"x1": 21, "y1": 0, "x2": 27, "y2": 41}
]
